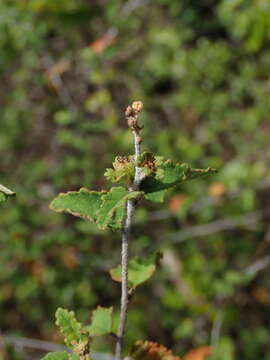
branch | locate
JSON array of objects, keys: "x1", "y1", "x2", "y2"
[
  {"x1": 2, "y1": 335, "x2": 113, "y2": 360},
  {"x1": 244, "y1": 255, "x2": 270, "y2": 276},
  {"x1": 115, "y1": 102, "x2": 144, "y2": 360},
  {"x1": 167, "y1": 211, "x2": 263, "y2": 243},
  {"x1": 0, "y1": 330, "x2": 8, "y2": 360},
  {"x1": 42, "y1": 54, "x2": 77, "y2": 113},
  {"x1": 210, "y1": 311, "x2": 224, "y2": 352},
  {"x1": 121, "y1": 0, "x2": 150, "y2": 17}
]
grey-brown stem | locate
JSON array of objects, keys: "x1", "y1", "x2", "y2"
[{"x1": 115, "y1": 119, "x2": 142, "y2": 360}]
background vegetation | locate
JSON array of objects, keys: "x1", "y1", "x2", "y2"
[{"x1": 1, "y1": 0, "x2": 270, "y2": 359}]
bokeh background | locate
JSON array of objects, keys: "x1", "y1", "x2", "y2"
[{"x1": 1, "y1": 0, "x2": 270, "y2": 359}]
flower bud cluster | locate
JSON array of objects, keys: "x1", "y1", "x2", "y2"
[{"x1": 125, "y1": 101, "x2": 144, "y2": 132}]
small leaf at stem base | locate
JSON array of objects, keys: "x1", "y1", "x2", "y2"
[
  {"x1": 110, "y1": 253, "x2": 162, "y2": 292},
  {"x1": 86, "y1": 306, "x2": 113, "y2": 336}
]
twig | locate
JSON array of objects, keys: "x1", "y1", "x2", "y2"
[
  {"x1": 0, "y1": 330, "x2": 8, "y2": 360},
  {"x1": 121, "y1": 0, "x2": 149, "y2": 17},
  {"x1": 3, "y1": 335, "x2": 113, "y2": 360},
  {"x1": 244, "y1": 255, "x2": 270, "y2": 276},
  {"x1": 162, "y1": 248, "x2": 203, "y2": 305},
  {"x1": 42, "y1": 54, "x2": 77, "y2": 113},
  {"x1": 115, "y1": 102, "x2": 144, "y2": 360},
  {"x1": 167, "y1": 211, "x2": 263, "y2": 243},
  {"x1": 101, "y1": 0, "x2": 149, "y2": 42},
  {"x1": 4, "y1": 335, "x2": 68, "y2": 353},
  {"x1": 210, "y1": 311, "x2": 223, "y2": 352}
]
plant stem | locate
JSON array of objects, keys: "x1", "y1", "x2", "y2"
[
  {"x1": 115, "y1": 198, "x2": 134, "y2": 360},
  {"x1": 115, "y1": 105, "x2": 142, "y2": 360}
]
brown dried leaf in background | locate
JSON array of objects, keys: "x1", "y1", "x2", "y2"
[
  {"x1": 31, "y1": 261, "x2": 45, "y2": 281},
  {"x1": 208, "y1": 182, "x2": 226, "y2": 198},
  {"x1": 61, "y1": 246, "x2": 78, "y2": 269},
  {"x1": 0, "y1": 285, "x2": 13, "y2": 301},
  {"x1": 168, "y1": 194, "x2": 186, "y2": 213},
  {"x1": 252, "y1": 287, "x2": 270, "y2": 306},
  {"x1": 90, "y1": 31, "x2": 117, "y2": 53},
  {"x1": 45, "y1": 60, "x2": 71, "y2": 92},
  {"x1": 130, "y1": 340, "x2": 181, "y2": 360},
  {"x1": 48, "y1": 60, "x2": 71, "y2": 76},
  {"x1": 183, "y1": 346, "x2": 212, "y2": 360}
]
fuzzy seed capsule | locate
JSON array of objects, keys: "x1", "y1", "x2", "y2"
[{"x1": 132, "y1": 101, "x2": 143, "y2": 112}]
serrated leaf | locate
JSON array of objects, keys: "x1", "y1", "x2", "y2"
[
  {"x1": 55, "y1": 308, "x2": 85, "y2": 347},
  {"x1": 50, "y1": 188, "x2": 105, "y2": 222},
  {"x1": 130, "y1": 340, "x2": 180, "y2": 360},
  {"x1": 104, "y1": 156, "x2": 135, "y2": 184},
  {"x1": 41, "y1": 352, "x2": 69, "y2": 360},
  {"x1": 0, "y1": 184, "x2": 15, "y2": 203},
  {"x1": 87, "y1": 306, "x2": 113, "y2": 336},
  {"x1": 110, "y1": 253, "x2": 162, "y2": 291},
  {"x1": 140, "y1": 161, "x2": 216, "y2": 202},
  {"x1": 96, "y1": 187, "x2": 142, "y2": 230}
]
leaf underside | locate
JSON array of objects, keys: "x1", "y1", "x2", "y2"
[
  {"x1": 87, "y1": 306, "x2": 113, "y2": 336},
  {"x1": 110, "y1": 253, "x2": 162, "y2": 291},
  {"x1": 140, "y1": 162, "x2": 217, "y2": 202}
]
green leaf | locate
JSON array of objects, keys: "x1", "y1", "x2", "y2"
[
  {"x1": 104, "y1": 156, "x2": 135, "y2": 185},
  {"x1": 55, "y1": 308, "x2": 85, "y2": 347},
  {"x1": 87, "y1": 306, "x2": 113, "y2": 336},
  {"x1": 50, "y1": 188, "x2": 105, "y2": 222},
  {"x1": 68, "y1": 355, "x2": 80, "y2": 360},
  {"x1": 0, "y1": 184, "x2": 15, "y2": 203},
  {"x1": 110, "y1": 253, "x2": 162, "y2": 291},
  {"x1": 41, "y1": 352, "x2": 69, "y2": 360},
  {"x1": 140, "y1": 161, "x2": 216, "y2": 202},
  {"x1": 96, "y1": 187, "x2": 143, "y2": 230}
]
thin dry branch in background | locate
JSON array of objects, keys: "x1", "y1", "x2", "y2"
[
  {"x1": 167, "y1": 211, "x2": 263, "y2": 243},
  {"x1": 3, "y1": 335, "x2": 113, "y2": 360}
]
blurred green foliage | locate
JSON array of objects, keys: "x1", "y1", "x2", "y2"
[{"x1": 1, "y1": 0, "x2": 270, "y2": 359}]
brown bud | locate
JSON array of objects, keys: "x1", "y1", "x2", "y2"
[
  {"x1": 132, "y1": 101, "x2": 143, "y2": 112},
  {"x1": 125, "y1": 105, "x2": 133, "y2": 117},
  {"x1": 127, "y1": 117, "x2": 137, "y2": 129}
]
